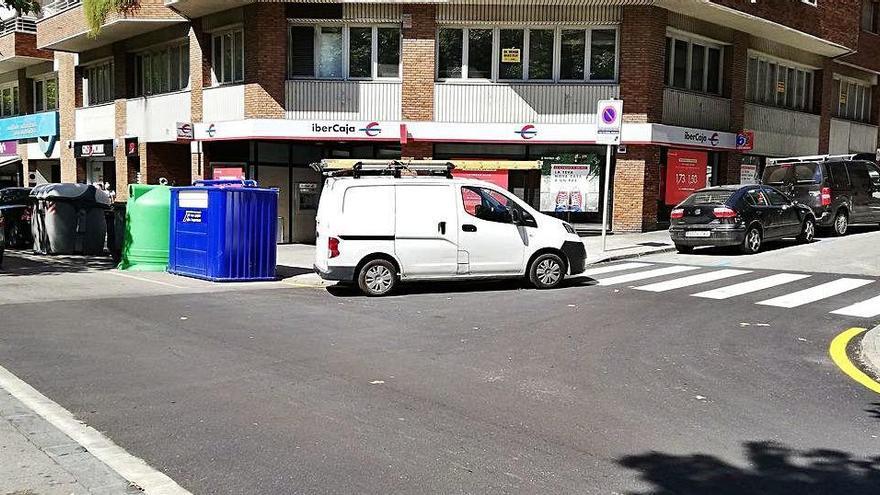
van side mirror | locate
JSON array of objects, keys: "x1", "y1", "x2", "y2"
[{"x1": 509, "y1": 208, "x2": 522, "y2": 225}]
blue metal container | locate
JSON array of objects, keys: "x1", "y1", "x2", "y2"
[{"x1": 168, "y1": 180, "x2": 278, "y2": 282}]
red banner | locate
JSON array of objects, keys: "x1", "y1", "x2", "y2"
[
  {"x1": 213, "y1": 167, "x2": 245, "y2": 180},
  {"x1": 665, "y1": 149, "x2": 708, "y2": 205},
  {"x1": 452, "y1": 169, "x2": 509, "y2": 189}
]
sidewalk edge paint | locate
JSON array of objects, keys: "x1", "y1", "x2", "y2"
[{"x1": 829, "y1": 327, "x2": 880, "y2": 395}]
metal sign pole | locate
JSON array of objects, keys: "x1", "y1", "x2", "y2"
[{"x1": 601, "y1": 144, "x2": 611, "y2": 252}]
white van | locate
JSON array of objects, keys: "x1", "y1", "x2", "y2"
[{"x1": 314, "y1": 163, "x2": 586, "y2": 296}]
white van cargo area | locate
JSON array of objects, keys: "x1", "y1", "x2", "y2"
[{"x1": 314, "y1": 162, "x2": 586, "y2": 296}]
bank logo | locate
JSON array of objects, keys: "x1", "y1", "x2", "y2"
[
  {"x1": 206, "y1": 124, "x2": 217, "y2": 138},
  {"x1": 360, "y1": 122, "x2": 382, "y2": 137},
  {"x1": 709, "y1": 132, "x2": 719, "y2": 147},
  {"x1": 515, "y1": 124, "x2": 538, "y2": 140}
]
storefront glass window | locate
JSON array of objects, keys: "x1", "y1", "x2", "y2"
[
  {"x1": 528, "y1": 29, "x2": 554, "y2": 80},
  {"x1": 590, "y1": 29, "x2": 616, "y2": 81},
  {"x1": 467, "y1": 29, "x2": 493, "y2": 78},
  {"x1": 499, "y1": 29, "x2": 524, "y2": 80},
  {"x1": 438, "y1": 28, "x2": 464, "y2": 79},
  {"x1": 560, "y1": 30, "x2": 586, "y2": 80}
]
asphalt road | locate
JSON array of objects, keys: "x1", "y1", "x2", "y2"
[{"x1": 1, "y1": 235, "x2": 880, "y2": 494}]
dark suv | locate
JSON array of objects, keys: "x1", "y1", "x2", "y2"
[{"x1": 761, "y1": 155, "x2": 880, "y2": 235}]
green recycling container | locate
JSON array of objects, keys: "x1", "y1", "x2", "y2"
[{"x1": 119, "y1": 184, "x2": 170, "y2": 271}]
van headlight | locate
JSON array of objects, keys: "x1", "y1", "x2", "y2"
[{"x1": 563, "y1": 223, "x2": 576, "y2": 235}]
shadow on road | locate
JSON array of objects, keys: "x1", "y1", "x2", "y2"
[
  {"x1": 276, "y1": 265, "x2": 315, "y2": 280},
  {"x1": 0, "y1": 250, "x2": 116, "y2": 276},
  {"x1": 619, "y1": 441, "x2": 880, "y2": 495},
  {"x1": 327, "y1": 276, "x2": 598, "y2": 297}
]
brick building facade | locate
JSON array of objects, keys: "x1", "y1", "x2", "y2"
[{"x1": 2, "y1": 0, "x2": 873, "y2": 239}]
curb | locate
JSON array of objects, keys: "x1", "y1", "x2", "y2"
[
  {"x1": 859, "y1": 324, "x2": 880, "y2": 376},
  {"x1": 587, "y1": 246, "x2": 678, "y2": 265}
]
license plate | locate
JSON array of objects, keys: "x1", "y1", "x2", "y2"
[{"x1": 685, "y1": 231, "x2": 712, "y2": 238}]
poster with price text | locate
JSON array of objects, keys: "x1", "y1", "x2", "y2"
[
  {"x1": 665, "y1": 149, "x2": 708, "y2": 205},
  {"x1": 540, "y1": 164, "x2": 600, "y2": 213}
]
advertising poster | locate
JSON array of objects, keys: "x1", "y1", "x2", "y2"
[
  {"x1": 540, "y1": 164, "x2": 600, "y2": 213},
  {"x1": 740, "y1": 163, "x2": 758, "y2": 185},
  {"x1": 213, "y1": 167, "x2": 245, "y2": 180},
  {"x1": 665, "y1": 149, "x2": 708, "y2": 205}
]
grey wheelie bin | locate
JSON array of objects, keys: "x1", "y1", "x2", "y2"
[{"x1": 30, "y1": 183, "x2": 112, "y2": 255}]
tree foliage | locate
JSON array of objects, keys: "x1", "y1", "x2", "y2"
[
  {"x1": 83, "y1": 0, "x2": 138, "y2": 37},
  {"x1": 3, "y1": 0, "x2": 41, "y2": 15}
]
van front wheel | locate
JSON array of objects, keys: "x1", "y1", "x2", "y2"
[
  {"x1": 358, "y1": 259, "x2": 398, "y2": 297},
  {"x1": 529, "y1": 253, "x2": 566, "y2": 290}
]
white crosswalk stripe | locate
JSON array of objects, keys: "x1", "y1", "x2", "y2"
[
  {"x1": 756, "y1": 278, "x2": 874, "y2": 309},
  {"x1": 581, "y1": 262, "x2": 652, "y2": 277},
  {"x1": 830, "y1": 294, "x2": 880, "y2": 318},
  {"x1": 595, "y1": 265, "x2": 700, "y2": 286},
  {"x1": 692, "y1": 273, "x2": 812, "y2": 300},
  {"x1": 634, "y1": 269, "x2": 752, "y2": 292}
]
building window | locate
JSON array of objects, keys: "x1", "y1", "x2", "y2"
[
  {"x1": 133, "y1": 42, "x2": 190, "y2": 96},
  {"x1": 288, "y1": 25, "x2": 401, "y2": 80},
  {"x1": 84, "y1": 61, "x2": 114, "y2": 105},
  {"x1": 863, "y1": 0, "x2": 880, "y2": 34},
  {"x1": 438, "y1": 27, "x2": 618, "y2": 82},
  {"x1": 0, "y1": 83, "x2": 18, "y2": 117},
  {"x1": 746, "y1": 54, "x2": 814, "y2": 112},
  {"x1": 212, "y1": 28, "x2": 244, "y2": 85},
  {"x1": 664, "y1": 34, "x2": 723, "y2": 95},
  {"x1": 836, "y1": 79, "x2": 872, "y2": 123},
  {"x1": 33, "y1": 75, "x2": 58, "y2": 112}
]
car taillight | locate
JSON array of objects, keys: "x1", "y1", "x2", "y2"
[
  {"x1": 821, "y1": 187, "x2": 832, "y2": 207},
  {"x1": 328, "y1": 237, "x2": 340, "y2": 259},
  {"x1": 670, "y1": 209, "x2": 684, "y2": 219},
  {"x1": 713, "y1": 207, "x2": 738, "y2": 219}
]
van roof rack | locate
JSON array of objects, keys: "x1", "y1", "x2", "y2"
[
  {"x1": 769, "y1": 153, "x2": 877, "y2": 164},
  {"x1": 315, "y1": 159, "x2": 456, "y2": 179}
]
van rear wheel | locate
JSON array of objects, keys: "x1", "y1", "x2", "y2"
[
  {"x1": 358, "y1": 259, "x2": 398, "y2": 297},
  {"x1": 529, "y1": 253, "x2": 565, "y2": 290}
]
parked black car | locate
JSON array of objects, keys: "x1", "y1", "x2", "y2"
[
  {"x1": 0, "y1": 187, "x2": 33, "y2": 250},
  {"x1": 761, "y1": 155, "x2": 880, "y2": 235},
  {"x1": 669, "y1": 185, "x2": 816, "y2": 254}
]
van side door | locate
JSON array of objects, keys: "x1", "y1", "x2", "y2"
[
  {"x1": 847, "y1": 161, "x2": 874, "y2": 222},
  {"x1": 457, "y1": 185, "x2": 526, "y2": 275},
  {"x1": 394, "y1": 184, "x2": 459, "y2": 278}
]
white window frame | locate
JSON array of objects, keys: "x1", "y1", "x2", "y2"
[
  {"x1": 211, "y1": 26, "x2": 244, "y2": 86},
  {"x1": 287, "y1": 23, "x2": 402, "y2": 81},
  {"x1": 435, "y1": 25, "x2": 619, "y2": 84},
  {"x1": 665, "y1": 30, "x2": 725, "y2": 95},
  {"x1": 133, "y1": 39, "x2": 190, "y2": 97},
  {"x1": 835, "y1": 75, "x2": 873, "y2": 123},
  {"x1": 32, "y1": 73, "x2": 58, "y2": 113},
  {"x1": 82, "y1": 58, "x2": 115, "y2": 107},
  {"x1": 746, "y1": 51, "x2": 817, "y2": 112}
]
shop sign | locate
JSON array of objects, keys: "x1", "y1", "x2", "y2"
[
  {"x1": 0, "y1": 111, "x2": 58, "y2": 142},
  {"x1": 736, "y1": 130, "x2": 754, "y2": 151},
  {"x1": 740, "y1": 163, "x2": 758, "y2": 185},
  {"x1": 501, "y1": 48, "x2": 521, "y2": 63},
  {"x1": 776, "y1": 81, "x2": 786, "y2": 93},
  {"x1": 74, "y1": 140, "x2": 114, "y2": 158},
  {"x1": 177, "y1": 122, "x2": 194, "y2": 140},
  {"x1": 541, "y1": 164, "x2": 600, "y2": 213},
  {"x1": 653, "y1": 124, "x2": 737, "y2": 150},
  {"x1": 125, "y1": 137, "x2": 139, "y2": 157},
  {"x1": 596, "y1": 99, "x2": 623, "y2": 145},
  {"x1": 665, "y1": 149, "x2": 708, "y2": 206},
  {"x1": 0, "y1": 140, "x2": 17, "y2": 157}
]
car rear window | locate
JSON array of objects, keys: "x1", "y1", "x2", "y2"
[
  {"x1": 793, "y1": 163, "x2": 822, "y2": 183},
  {"x1": 681, "y1": 190, "x2": 734, "y2": 206},
  {"x1": 762, "y1": 165, "x2": 789, "y2": 184}
]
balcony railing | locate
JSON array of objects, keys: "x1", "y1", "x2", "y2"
[
  {"x1": 0, "y1": 16, "x2": 37, "y2": 35},
  {"x1": 40, "y1": 0, "x2": 82, "y2": 19},
  {"x1": 662, "y1": 88, "x2": 730, "y2": 130}
]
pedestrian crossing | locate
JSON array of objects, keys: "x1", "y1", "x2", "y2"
[{"x1": 586, "y1": 262, "x2": 880, "y2": 320}]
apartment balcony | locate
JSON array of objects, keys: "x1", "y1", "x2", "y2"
[
  {"x1": 163, "y1": 0, "x2": 255, "y2": 18},
  {"x1": 829, "y1": 118, "x2": 879, "y2": 155},
  {"x1": 286, "y1": 80, "x2": 402, "y2": 121},
  {"x1": 434, "y1": 82, "x2": 618, "y2": 124},
  {"x1": 126, "y1": 91, "x2": 191, "y2": 143},
  {"x1": 203, "y1": 85, "x2": 245, "y2": 123},
  {"x1": 37, "y1": 0, "x2": 186, "y2": 52},
  {"x1": 662, "y1": 88, "x2": 730, "y2": 131},
  {"x1": 744, "y1": 103, "x2": 820, "y2": 157},
  {"x1": 0, "y1": 16, "x2": 52, "y2": 72}
]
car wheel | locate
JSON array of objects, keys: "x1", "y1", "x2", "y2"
[
  {"x1": 833, "y1": 210, "x2": 848, "y2": 236},
  {"x1": 675, "y1": 244, "x2": 694, "y2": 254},
  {"x1": 741, "y1": 226, "x2": 763, "y2": 254},
  {"x1": 797, "y1": 218, "x2": 816, "y2": 243},
  {"x1": 529, "y1": 253, "x2": 566, "y2": 290},
  {"x1": 357, "y1": 259, "x2": 398, "y2": 297}
]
